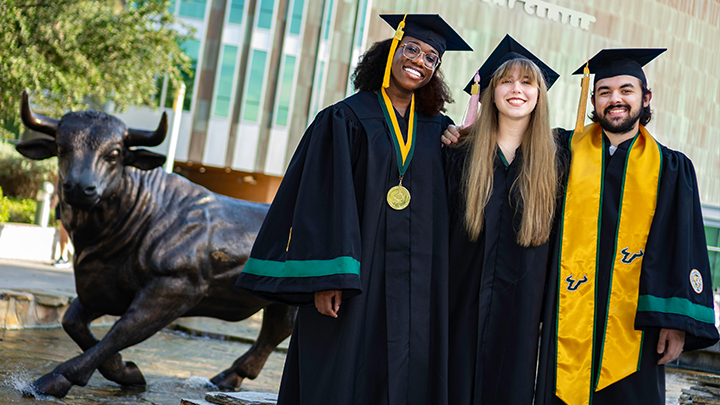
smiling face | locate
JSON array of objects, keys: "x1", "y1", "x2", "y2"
[
  {"x1": 592, "y1": 75, "x2": 651, "y2": 136},
  {"x1": 493, "y1": 64, "x2": 539, "y2": 122},
  {"x1": 389, "y1": 36, "x2": 437, "y2": 93}
]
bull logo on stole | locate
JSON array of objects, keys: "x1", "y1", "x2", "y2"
[
  {"x1": 620, "y1": 247, "x2": 644, "y2": 264},
  {"x1": 565, "y1": 274, "x2": 588, "y2": 291}
]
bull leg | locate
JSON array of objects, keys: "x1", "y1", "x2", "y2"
[
  {"x1": 211, "y1": 303, "x2": 297, "y2": 390},
  {"x1": 31, "y1": 280, "x2": 201, "y2": 398},
  {"x1": 61, "y1": 299, "x2": 145, "y2": 387}
]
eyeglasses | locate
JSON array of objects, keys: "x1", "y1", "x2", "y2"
[{"x1": 399, "y1": 43, "x2": 441, "y2": 71}]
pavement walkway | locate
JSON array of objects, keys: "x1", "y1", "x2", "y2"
[{"x1": 0, "y1": 258, "x2": 75, "y2": 291}]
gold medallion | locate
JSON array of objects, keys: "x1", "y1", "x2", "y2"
[{"x1": 387, "y1": 185, "x2": 411, "y2": 210}]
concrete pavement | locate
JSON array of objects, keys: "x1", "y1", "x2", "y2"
[{"x1": 0, "y1": 258, "x2": 75, "y2": 291}]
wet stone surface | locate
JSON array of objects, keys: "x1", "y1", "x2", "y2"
[
  {"x1": 0, "y1": 326, "x2": 285, "y2": 404},
  {"x1": 0, "y1": 323, "x2": 716, "y2": 405}
]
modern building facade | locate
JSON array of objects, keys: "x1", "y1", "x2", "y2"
[{"x1": 110, "y1": 0, "x2": 720, "y2": 282}]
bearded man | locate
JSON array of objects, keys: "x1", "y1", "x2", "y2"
[{"x1": 534, "y1": 49, "x2": 719, "y2": 405}]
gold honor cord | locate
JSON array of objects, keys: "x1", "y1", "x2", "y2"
[
  {"x1": 574, "y1": 61, "x2": 591, "y2": 136},
  {"x1": 556, "y1": 124, "x2": 662, "y2": 405},
  {"x1": 378, "y1": 87, "x2": 416, "y2": 210}
]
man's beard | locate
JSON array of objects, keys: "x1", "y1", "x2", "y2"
[{"x1": 597, "y1": 104, "x2": 642, "y2": 134}]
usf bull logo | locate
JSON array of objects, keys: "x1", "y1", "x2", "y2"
[
  {"x1": 566, "y1": 274, "x2": 588, "y2": 291},
  {"x1": 621, "y1": 247, "x2": 644, "y2": 264}
]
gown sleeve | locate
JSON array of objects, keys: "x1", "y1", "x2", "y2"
[
  {"x1": 634, "y1": 148, "x2": 720, "y2": 350},
  {"x1": 235, "y1": 103, "x2": 364, "y2": 306}
]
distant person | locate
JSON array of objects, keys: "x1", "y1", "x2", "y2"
[
  {"x1": 533, "y1": 49, "x2": 719, "y2": 405},
  {"x1": 442, "y1": 35, "x2": 565, "y2": 405},
  {"x1": 236, "y1": 14, "x2": 472, "y2": 405},
  {"x1": 52, "y1": 178, "x2": 70, "y2": 268}
]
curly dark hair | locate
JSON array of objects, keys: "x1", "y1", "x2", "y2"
[
  {"x1": 590, "y1": 82, "x2": 652, "y2": 126},
  {"x1": 351, "y1": 39, "x2": 453, "y2": 116}
]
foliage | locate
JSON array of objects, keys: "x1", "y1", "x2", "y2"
[
  {"x1": 0, "y1": 140, "x2": 58, "y2": 198},
  {"x1": 0, "y1": 186, "x2": 9, "y2": 222},
  {"x1": 0, "y1": 0, "x2": 193, "y2": 125},
  {"x1": 5, "y1": 196, "x2": 37, "y2": 223}
]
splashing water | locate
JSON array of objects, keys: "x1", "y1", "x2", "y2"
[{"x1": 183, "y1": 375, "x2": 218, "y2": 390}]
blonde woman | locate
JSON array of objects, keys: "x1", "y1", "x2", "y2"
[{"x1": 441, "y1": 35, "x2": 565, "y2": 405}]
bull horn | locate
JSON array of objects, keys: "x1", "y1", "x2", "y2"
[
  {"x1": 20, "y1": 91, "x2": 59, "y2": 137},
  {"x1": 125, "y1": 112, "x2": 168, "y2": 147}
]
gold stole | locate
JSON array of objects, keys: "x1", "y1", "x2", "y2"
[{"x1": 555, "y1": 123, "x2": 662, "y2": 405}]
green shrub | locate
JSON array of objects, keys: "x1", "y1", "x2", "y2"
[
  {"x1": 5, "y1": 197, "x2": 36, "y2": 224},
  {"x1": 0, "y1": 140, "x2": 58, "y2": 198},
  {"x1": 0, "y1": 186, "x2": 9, "y2": 222}
]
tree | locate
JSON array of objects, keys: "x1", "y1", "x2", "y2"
[{"x1": 0, "y1": 0, "x2": 193, "y2": 135}]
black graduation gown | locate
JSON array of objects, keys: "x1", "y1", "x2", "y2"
[
  {"x1": 535, "y1": 129, "x2": 719, "y2": 405},
  {"x1": 444, "y1": 141, "x2": 568, "y2": 405},
  {"x1": 236, "y1": 90, "x2": 452, "y2": 405}
]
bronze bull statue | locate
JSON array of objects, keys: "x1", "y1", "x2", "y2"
[{"x1": 15, "y1": 92, "x2": 296, "y2": 398}]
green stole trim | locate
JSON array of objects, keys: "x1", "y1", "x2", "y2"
[
  {"x1": 638, "y1": 295, "x2": 715, "y2": 324},
  {"x1": 243, "y1": 256, "x2": 361, "y2": 278}
]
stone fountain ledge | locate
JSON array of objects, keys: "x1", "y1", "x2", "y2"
[
  {"x1": 181, "y1": 391, "x2": 278, "y2": 405},
  {"x1": 0, "y1": 287, "x2": 290, "y2": 354}
]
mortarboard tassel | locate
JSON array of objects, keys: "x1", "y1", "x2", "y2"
[
  {"x1": 460, "y1": 72, "x2": 481, "y2": 129},
  {"x1": 574, "y1": 60, "x2": 590, "y2": 135},
  {"x1": 382, "y1": 14, "x2": 407, "y2": 89}
]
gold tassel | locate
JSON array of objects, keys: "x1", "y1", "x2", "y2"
[
  {"x1": 574, "y1": 61, "x2": 590, "y2": 135},
  {"x1": 382, "y1": 14, "x2": 407, "y2": 89}
]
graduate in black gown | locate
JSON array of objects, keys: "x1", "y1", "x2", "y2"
[
  {"x1": 442, "y1": 35, "x2": 564, "y2": 405},
  {"x1": 235, "y1": 14, "x2": 472, "y2": 405},
  {"x1": 534, "y1": 49, "x2": 719, "y2": 405}
]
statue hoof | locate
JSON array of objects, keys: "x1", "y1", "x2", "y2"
[
  {"x1": 118, "y1": 361, "x2": 146, "y2": 386},
  {"x1": 25, "y1": 373, "x2": 73, "y2": 398},
  {"x1": 210, "y1": 371, "x2": 243, "y2": 391}
]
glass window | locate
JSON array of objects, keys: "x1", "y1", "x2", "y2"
[
  {"x1": 228, "y1": 0, "x2": 245, "y2": 24},
  {"x1": 706, "y1": 225, "x2": 720, "y2": 248},
  {"x1": 178, "y1": 0, "x2": 207, "y2": 19},
  {"x1": 322, "y1": 0, "x2": 334, "y2": 40},
  {"x1": 213, "y1": 45, "x2": 239, "y2": 118},
  {"x1": 274, "y1": 55, "x2": 296, "y2": 127},
  {"x1": 168, "y1": 0, "x2": 177, "y2": 14},
  {"x1": 354, "y1": 0, "x2": 367, "y2": 47},
  {"x1": 165, "y1": 38, "x2": 200, "y2": 111},
  {"x1": 242, "y1": 50, "x2": 268, "y2": 122},
  {"x1": 288, "y1": 0, "x2": 304, "y2": 35},
  {"x1": 257, "y1": 0, "x2": 275, "y2": 29},
  {"x1": 706, "y1": 225, "x2": 720, "y2": 289}
]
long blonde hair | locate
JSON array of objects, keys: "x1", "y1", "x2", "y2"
[{"x1": 459, "y1": 58, "x2": 557, "y2": 247}]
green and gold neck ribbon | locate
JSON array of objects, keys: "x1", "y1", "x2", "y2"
[
  {"x1": 378, "y1": 88, "x2": 416, "y2": 175},
  {"x1": 555, "y1": 123, "x2": 662, "y2": 405}
]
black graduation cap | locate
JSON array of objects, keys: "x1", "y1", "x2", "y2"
[
  {"x1": 463, "y1": 34, "x2": 559, "y2": 95},
  {"x1": 572, "y1": 48, "x2": 666, "y2": 86},
  {"x1": 380, "y1": 14, "x2": 473, "y2": 56}
]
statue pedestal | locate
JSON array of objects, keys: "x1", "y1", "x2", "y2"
[{"x1": 181, "y1": 392, "x2": 278, "y2": 405}]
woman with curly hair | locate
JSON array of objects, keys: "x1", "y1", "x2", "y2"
[
  {"x1": 442, "y1": 35, "x2": 564, "y2": 404},
  {"x1": 236, "y1": 14, "x2": 471, "y2": 405}
]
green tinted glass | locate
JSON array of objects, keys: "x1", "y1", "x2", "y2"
[
  {"x1": 274, "y1": 55, "x2": 296, "y2": 126},
  {"x1": 228, "y1": 0, "x2": 245, "y2": 24},
  {"x1": 243, "y1": 50, "x2": 268, "y2": 122},
  {"x1": 257, "y1": 0, "x2": 274, "y2": 29},
  {"x1": 213, "y1": 45, "x2": 239, "y2": 118},
  {"x1": 289, "y1": 0, "x2": 304, "y2": 35},
  {"x1": 178, "y1": 0, "x2": 206, "y2": 19}
]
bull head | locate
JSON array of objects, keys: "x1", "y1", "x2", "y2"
[{"x1": 15, "y1": 91, "x2": 170, "y2": 209}]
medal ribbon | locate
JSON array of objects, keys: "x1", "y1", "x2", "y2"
[
  {"x1": 377, "y1": 88, "x2": 416, "y2": 176},
  {"x1": 555, "y1": 123, "x2": 661, "y2": 405}
]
